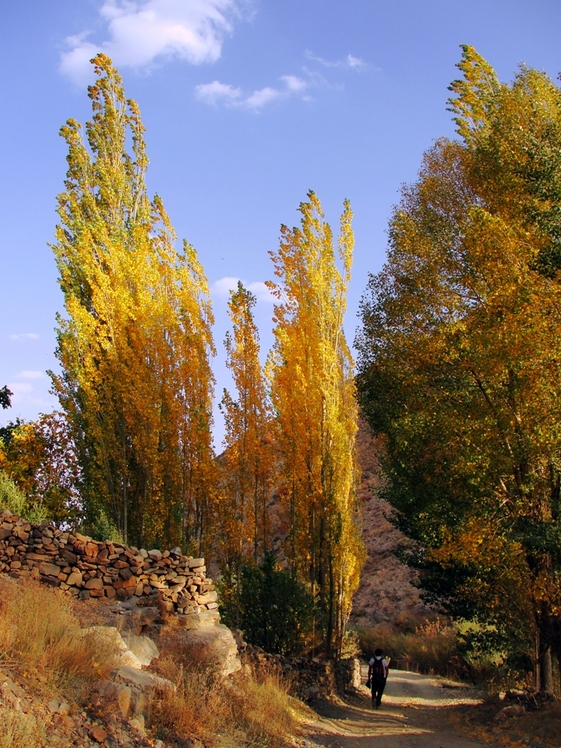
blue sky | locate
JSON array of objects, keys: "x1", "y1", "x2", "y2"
[{"x1": 2, "y1": 0, "x2": 561, "y2": 445}]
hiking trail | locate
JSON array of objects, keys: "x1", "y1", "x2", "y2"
[{"x1": 295, "y1": 665, "x2": 488, "y2": 748}]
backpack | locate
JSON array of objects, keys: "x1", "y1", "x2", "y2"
[{"x1": 371, "y1": 658, "x2": 385, "y2": 681}]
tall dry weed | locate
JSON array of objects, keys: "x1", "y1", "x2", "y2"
[
  {"x1": 0, "y1": 705, "x2": 46, "y2": 748},
  {"x1": 357, "y1": 618, "x2": 464, "y2": 678},
  {"x1": 149, "y1": 656, "x2": 297, "y2": 748},
  {"x1": 0, "y1": 578, "x2": 117, "y2": 692}
]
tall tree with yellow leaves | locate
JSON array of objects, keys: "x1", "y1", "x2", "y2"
[
  {"x1": 51, "y1": 54, "x2": 215, "y2": 551},
  {"x1": 268, "y1": 192, "x2": 364, "y2": 657},
  {"x1": 219, "y1": 282, "x2": 275, "y2": 567}
]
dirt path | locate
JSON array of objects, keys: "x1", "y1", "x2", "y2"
[{"x1": 296, "y1": 667, "x2": 490, "y2": 748}]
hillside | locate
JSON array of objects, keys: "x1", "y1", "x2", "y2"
[{"x1": 350, "y1": 419, "x2": 431, "y2": 629}]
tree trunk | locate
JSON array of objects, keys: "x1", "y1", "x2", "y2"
[{"x1": 541, "y1": 644, "x2": 554, "y2": 693}]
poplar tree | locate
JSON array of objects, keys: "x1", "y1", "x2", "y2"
[
  {"x1": 51, "y1": 55, "x2": 215, "y2": 550},
  {"x1": 268, "y1": 192, "x2": 364, "y2": 656},
  {"x1": 219, "y1": 282, "x2": 275, "y2": 567}
]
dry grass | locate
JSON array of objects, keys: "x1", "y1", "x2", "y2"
[
  {"x1": 149, "y1": 656, "x2": 298, "y2": 748},
  {"x1": 357, "y1": 617, "x2": 464, "y2": 678},
  {"x1": 452, "y1": 697, "x2": 561, "y2": 748},
  {"x1": 0, "y1": 705, "x2": 46, "y2": 748},
  {"x1": 0, "y1": 578, "x2": 117, "y2": 693}
]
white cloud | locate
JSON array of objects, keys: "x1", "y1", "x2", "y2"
[
  {"x1": 212, "y1": 277, "x2": 275, "y2": 303},
  {"x1": 195, "y1": 80, "x2": 242, "y2": 105},
  {"x1": 305, "y1": 50, "x2": 367, "y2": 71},
  {"x1": 19, "y1": 371, "x2": 46, "y2": 380},
  {"x1": 9, "y1": 333, "x2": 39, "y2": 341},
  {"x1": 196, "y1": 74, "x2": 308, "y2": 111},
  {"x1": 60, "y1": 0, "x2": 245, "y2": 85},
  {"x1": 7, "y1": 382, "x2": 33, "y2": 395}
]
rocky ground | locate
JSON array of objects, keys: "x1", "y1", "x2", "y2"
[{"x1": 350, "y1": 420, "x2": 431, "y2": 629}]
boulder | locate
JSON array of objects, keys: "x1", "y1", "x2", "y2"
[
  {"x1": 82, "y1": 626, "x2": 143, "y2": 669},
  {"x1": 494, "y1": 705, "x2": 526, "y2": 720},
  {"x1": 170, "y1": 624, "x2": 241, "y2": 678},
  {"x1": 170, "y1": 609, "x2": 220, "y2": 631},
  {"x1": 122, "y1": 634, "x2": 160, "y2": 667}
]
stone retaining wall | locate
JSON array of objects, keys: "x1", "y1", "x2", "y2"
[
  {"x1": 235, "y1": 634, "x2": 362, "y2": 701},
  {"x1": 0, "y1": 510, "x2": 217, "y2": 619}
]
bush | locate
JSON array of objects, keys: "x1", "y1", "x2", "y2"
[
  {"x1": 219, "y1": 553, "x2": 316, "y2": 656},
  {"x1": 356, "y1": 616, "x2": 533, "y2": 687},
  {"x1": 0, "y1": 471, "x2": 47, "y2": 523},
  {"x1": 356, "y1": 617, "x2": 467, "y2": 679}
]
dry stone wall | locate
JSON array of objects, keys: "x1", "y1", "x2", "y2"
[{"x1": 0, "y1": 510, "x2": 218, "y2": 619}]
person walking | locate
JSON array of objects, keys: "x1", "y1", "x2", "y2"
[{"x1": 367, "y1": 648, "x2": 389, "y2": 708}]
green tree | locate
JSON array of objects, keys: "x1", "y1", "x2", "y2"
[
  {"x1": 51, "y1": 54, "x2": 215, "y2": 551},
  {"x1": 0, "y1": 412, "x2": 81, "y2": 525},
  {"x1": 357, "y1": 46, "x2": 561, "y2": 691},
  {"x1": 219, "y1": 553, "x2": 315, "y2": 656},
  {"x1": 0, "y1": 386, "x2": 12, "y2": 410}
]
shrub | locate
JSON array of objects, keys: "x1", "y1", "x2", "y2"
[
  {"x1": 0, "y1": 471, "x2": 47, "y2": 524},
  {"x1": 356, "y1": 617, "x2": 466, "y2": 679},
  {"x1": 219, "y1": 552, "x2": 316, "y2": 656}
]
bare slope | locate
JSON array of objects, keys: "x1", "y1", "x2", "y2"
[{"x1": 350, "y1": 420, "x2": 431, "y2": 628}]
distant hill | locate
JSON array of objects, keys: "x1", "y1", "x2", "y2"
[{"x1": 350, "y1": 419, "x2": 431, "y2": 628}]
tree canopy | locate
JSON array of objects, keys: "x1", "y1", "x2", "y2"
[
  {"x1": 51, "y1": 54, "x2": 215, "y2": 551},
  {"x1": 356, "y1": 45, "x2": 561, "y2": 688}
]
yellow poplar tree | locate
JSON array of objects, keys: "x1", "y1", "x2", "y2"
[
  {"x1": 219, "y1": 282, "x2": 276, "y2": 567},
  {"x1": 51, "y1": 54, "x2": 215, "y2": 550},
  {"x1": 268, "y1": 191, "x2": 365, "y2": 656}
]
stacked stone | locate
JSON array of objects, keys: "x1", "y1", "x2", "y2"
[{"x1": 0, "y1": 511, "x2": 218, "y2": 615}]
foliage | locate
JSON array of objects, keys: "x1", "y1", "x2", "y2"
[
  {"x1": 51, "y1": 54, "x2": 216, "y2": 551},
  {"x1": 219, "y1": 553, "x2": 316, "y2": 656},
  {"x1": 0, "y1": 412, "x2": 80, "y2": 525},
  {"x1": 268, "y1": 191, "x2": 365, "y2": 657},
  {"x1": 356, "y1": 617, "x2": 530, "y2": 687},
  {"x1": 0, "y1": 471, "x2": 47, "y2": 524},
  {"x1": 0, "y1": 386, "x2": 12, "y2": 410},
  {"x1": 218, "y1": 282, "x2": 276, "y2": 567},
  {"x1": 356, "y1": 45, "x2": 561, "y2": 689}
]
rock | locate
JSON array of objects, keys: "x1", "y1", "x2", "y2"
[
  {"x1": 39, "y1": 562, "x2": 61, "y2": 577},
  {"x1": 82, "y1": 626, "x2": 143, "y2": 669},
  {"x1": 89, "y1": 726, "x2": 108, "y2": 742},
  {"x1": 128, "y1": 714, "x2": 145, "y2": 732},
  {"x1": 116, "y1": 685, "x2": 132, "y2": 717},
  {"x1": 66, "y1": 570, "x2": 83, "y2": 586},
  {"x1": 114, "y1": 665, "x2": 175, "y2": 692},
  {"x1": 121, "y1": 635, "x2": 159, "y2": 667},
  {"x1": 171, "y1": 610, "x2": 220, "y2": 630},
  {"x1": 495, "y1": 705, "x2": 526, "y2": 720},
  {"x1": 85, "y1": 577, "x2": 104, "y2": 590},
  {"x1": 171, "y1": 624, "x2": 241, "y2": 678}
]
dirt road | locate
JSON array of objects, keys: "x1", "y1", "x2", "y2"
[{"x1": 297, "y1": 667, "x2": 489, "y2": 748}]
